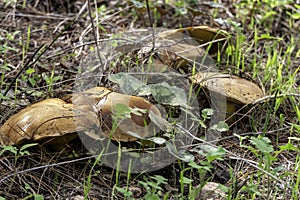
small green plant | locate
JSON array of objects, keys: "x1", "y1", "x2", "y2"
[
  {"x1": 42, "y1": 67, "x2": 63, "y2": 92},
  {"x1": 0, "y1": 143, "x2": 38, "y2": 164},
  {"x1": 22, "y1": 191, "x2": 44, "y2": 200},
  {"x1": 83, "y1": 151, "x2": 104, "y2": 199},
  {"x1": 114, "y1": 185, "x2": 134, "y2": 200},
  {"x1": 138, "y1": 175, "x2": 168, "y2": 200}
]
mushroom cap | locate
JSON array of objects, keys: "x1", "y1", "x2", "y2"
[
  {"x1": 152, "y1": 42, "x2": 215, "y2": 71},
  {"x1": 72, "y1": 87, "x2": 162, "y2": 142},
  {"x1": 191, "y1": 72, "x2": 264, "y2": 104},
  {"x1": 0, "y1": 87, "x2": 162, "y2": 147},
  {"x1": 0, "y1": 98, "x2": 82, "y2": 147},
  {"x1": 158, "y1": 26, "x2": 228, "y2": 56}
]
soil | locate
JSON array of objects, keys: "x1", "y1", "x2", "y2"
[{"x1": 0, "y1": 0, "x2": 299, "y2": 199}]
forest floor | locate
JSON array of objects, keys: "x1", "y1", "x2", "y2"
[{"x1": 0, "y1": 0, "x2": 299, "y2": 199}]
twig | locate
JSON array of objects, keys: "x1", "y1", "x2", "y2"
[
  {"x1": 145, "y1": 0, "x2": 156, "y2": 52},
  {"x1": 87, "y1": 0, "x2": 103, "y2": 70}
]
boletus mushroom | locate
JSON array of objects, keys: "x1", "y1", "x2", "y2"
[
  {"x1": 0, "y1": 98, "x2": 84, "y2": 149},
  {"x1": 158, "y1": 26, "x2": 229, "y2": 56},
  {"x1": 190, "y1": 72, "x2": 264, "y2": 115},
  {"x1": 72, "y1": 87, "x2": 161, "y2": 142},
  {"x1": 0, "y1": 87, "x2": 161, "y2": 149}
]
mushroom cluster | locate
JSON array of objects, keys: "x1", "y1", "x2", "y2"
[
  {"x1": 0, "y1": 25, "x2": 264, "y2": 150},
  {"x1": 0, "y1": 87, "x2": 161, "y2": 149}
]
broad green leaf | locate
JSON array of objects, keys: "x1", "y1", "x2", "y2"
[
  {"x1": 209, "y1": 121, "x2": 229, "y2": 132},
  {"x1": 180, "y1": 176, "x2": 193, "y2": 184},
  {"x1": 250, "y1": 136, "x2": 274, "y2": 153},
  {"x1": 188, "y1": 161, "x2": 211, "y2": 171},
  {"x1": 144, "y1": 193, "x2": 160, "y2": 200},
  {"x1": 34, "y1": 194, "x2": 44, "y2": 200},
  {"x1": 0, "y1": 145, "x2": 18, "y2": 156},
  {"x1": 108, "y1": 73, "x2": 150, "y2": 95},
  {"x1": 150, "y1": 82, "x2": 188, "y2": 107},
  {"x1": 206, "y1": 146, "x2": 226, "y2": 162},
  {"x1": 115, "y1": 186, "x2": 133, "y2": 197},
  {"x1": 25, "y1": 68, "x2": 35, "y2": 74},
  {"x1": 149, "y1": 110, "x2": 173, "y2": 132},
  {"x1": 147, "y1": 182, "x2": 163, "y2": 190}
]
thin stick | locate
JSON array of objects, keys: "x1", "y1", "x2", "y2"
[
  {"x1": 145, "y1": 0, "x2": 156, "y2": 52},
  {"x1": 87, "y1": 0, "x2": 103, "y2": 70}
]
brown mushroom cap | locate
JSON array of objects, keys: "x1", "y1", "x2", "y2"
[
  {"x1": 0, "y1": 87, "x2": 161, "y2": 147},
  {"x1": 158, "y1": 26, "x2": 228, "y2": 56},
  {"x1": 191, "y1": 72, "x2": 264, "y2": 104},
  {"x1": 153, "y1": 42, "x2": 215, "y2": 71},
  {"x1": 0, "y1": 98, "x2": 83, "y2": 147},
  {"x1": 72, "y1": 87, "x2": 162, "y2": 142}
]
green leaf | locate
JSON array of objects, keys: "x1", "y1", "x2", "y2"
[
  {"x1": 130, "y1": 107, "x2": 147, "y2": 116},
  {"x1": 138, "y1": 180, "x2": 150, "y2": 191},
  {"x1": 20, "y1": 143, "x2": 38, "y2": 152},
  {"x1": 150, "y1": 82, "x2": 188, "y2": 107},
  {"x1": 25, "y1": 68, "x2": 35, "y2": 74},
  {"x1": 34, "y1": 194, "x2": 44, "y2": 200},
  {"x1": 0, "y1": 145, "x2": 18, "y2": 156},
  {"x1": 113, "y1": 103, "x2": 131, "y2": 115},
  {"x1": 147, "y1": 182, "x2": 162, "y2": 190},
  {"x1": 275, "y1": 142, "x2": 299, "y2": 156},
  {"x1": 206, "y1": 146, "x2": 226, "y2": 162},
  {"x1": 144, "y1": 193, "x2": 160, "y2": 200},
  {"x1": 180, "y1": 176, "x2": 193, "y2": 184},
  {"x1": 52, "y1": 75, "x2": 63, "y2": 82},
  {"x1": 278, "y1": 142, "x2": 298, "y2": 151},
  {"x1": 0, "y1": 64, "x2": 11, "y2": 71},
  {"x1": 112, "y1": 103, "x2": 131, "y2": 119},
  {"x1": 29, "y1": 78, "x2": 36, "y2": 87},
  {"x1": 250, "y1": 136, "x2": 274, "y2": 153},
  {"x1": 188, "y1": 161, "x2": 211, "y2": 171},
  {"x1": 209, "y1": 121, "x2": 229, "y2": 132},
  {"x1": 201, "y1": 108, "x2": 214, "y2": 119},
  {"x1": 108, "y1": 73, "x2": 150, "y2": 95},
  {"x1": 115, "y1": 186, "x2": 133, "y2": 197},
  {"x1": 151, "y1": 175, "x2": 168, "y2": 184}
]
